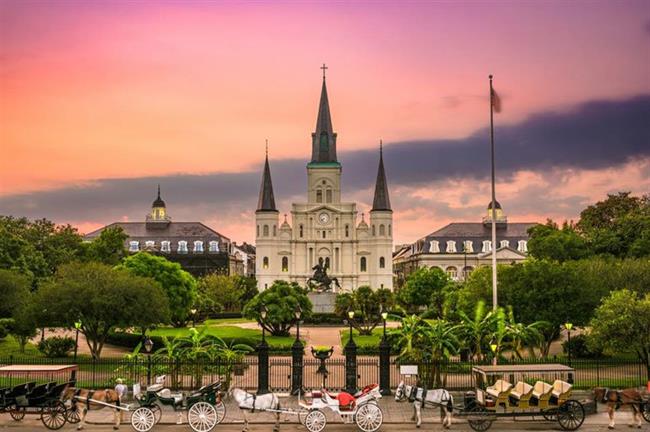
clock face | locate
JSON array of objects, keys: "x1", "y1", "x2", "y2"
[{"x1": 318, "y1": 212, "x2": 330, "y2": 224}]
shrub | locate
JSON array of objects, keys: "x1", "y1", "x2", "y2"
[
  {"x1": 563, "y1": 334, "x2": 603, "y2": 358},
  {"x1": 37, "y1": 336, "x2": 76, "y2": 358}
]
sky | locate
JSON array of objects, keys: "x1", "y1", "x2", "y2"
[{"x1": 1, "y1": 1, "x2": 649, "y2": 245}]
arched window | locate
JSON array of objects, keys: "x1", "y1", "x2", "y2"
[
  {"x1": 388, "y1": 224, "x2": 392, "y2": 236},
  {"x1": 345, "y1": 224, "x2": 349, "y2": 237},
  {"x1": 462, "y1": 266, "x2": 474, "y2": 280},
  {"x1": 500, "y1": 240, "x2": 510, "y2": 248},
  {"x1": 372, "y1": 225, "x2": 376, "y2": 236},
  {"x1": 281, "y1": 257, "x2": 288, "y2": 272},
  {"x1": 299, "y1": 224, "x2": 304, "y2": 238},
  {"x1": 360, "y1": 257, "x2": 367, "y2": 272},
  {"x1": 518, "y1": 240, "x2": 528, "y2": 252},
  {"x1": 178, "y1": 241, "x2": 188, "y2": 253},
  {"x1": 316, "y1": 189, "x2": 323, "y2": 203},
  {"x1": 263, "y1": 257, "x2": 269, "y2": 269},
  {"x1": 482, "y1": 240, "x2": 492, "y2": 252},
  {"x1": 256, "y1": 225, "x2": 260, "y2": 237},
  {"x1": 209, "y1": 241, "x2": 219, "y2": 252},
  {"x1": 129, "y1": 241, "x2": 139, "y2": 252},
  {"x1": 263, "y1": 225, "x2": 269, "y2": 237},
  {"x1": 446, "y1": 240, "x2": 457, "y2": 253},
  {"x1": 326, "y1": 189, "x2": 332, "y2": 203},
  {"x1": 325, "y1": 257, "x2": 330, "y2": 268},
  {"x1": 446, "y1": 266, "x2": 458, "y2": 280},
  {"x1": 429, "y1": 240, "x2": 440, "y2": 253},
  {"x1": 322, "y1": 231, "x2": 326, "y2": 239},
  {"x1": 379, "y1": 257, "x2": 385, "y2": 269},
  {"x1": 379, "y1": 224, "x2": 385, "y2": 236},
  {"x1": 463, "y1": 240, "x2": 474, "y2": 253},
  {"x1": 161, "y1": 241, "x2": 171, "y2": 252},
  {"x1": 193, "y1": 241, "x2": 204, "y2": 253},
  {"x1": 273, "y1": 225, "x2": 277, "y2": 236}
]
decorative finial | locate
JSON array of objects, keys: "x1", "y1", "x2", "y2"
[
  {"x1": 320, "y1": 63, "x2": 328, "y2": 80},
  {"x1": 157, "y1": 184, "x2": 161, "y2": 199},
  {"x1": 284, "y1": 213, "x2": 287, "y2": 223},
  {"x1": 380, "y1": 139, "x2": 383, "y2": 155},
  {"x1": 489, "y1": 74, "x2": 493, "y2": 80},
  {"x1": 361, "y1": 212, "x2": 365, "y2": 222}
]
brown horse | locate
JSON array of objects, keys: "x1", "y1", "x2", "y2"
[
  {"x1": 63, "y1": 388, "x2": 123, "y2": 430},
  {"x1": 594, "y1": 387, "x2": 648, "y2": 429}
]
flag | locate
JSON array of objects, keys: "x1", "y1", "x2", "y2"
[{"x1": 491, "y1": 88, "x2": 501, "y2": 113}]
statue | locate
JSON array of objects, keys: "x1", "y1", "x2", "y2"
[{"x1": 307, "y1": 258, "x2": 340, "y2": 292}]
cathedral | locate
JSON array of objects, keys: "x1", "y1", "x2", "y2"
[{"x1": 255, "y1": 71, "x2": 393, "y2": 292}]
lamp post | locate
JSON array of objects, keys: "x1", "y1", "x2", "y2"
[
  {"x1": 490, "y1": 340, "x2": 498, "y2": 366},
  {"x1": 379, "y1": 306, "x2": 391, "y2": 395},
  {"x1": 143, "y1": 336, "x2": 154, "y2": 386},
  {"x1": 41, "y1": 308, "x2": 47, "y2": 342},
  {"x1": 190, "y1": 308, "x2": 197, "y2": 328},
  {"x1": 73, "y1": 320, "x2": 82, "y2": 362},
  {"x1": 345, "y1": 309, "x2": 357, "y2": 394},
  {"x1": 291, "y1": 304, "x2": 303, "y2": 395},
  {"x1": 257, "y1": 304, "x2": 269, "y2": 395},
  {"x1": 564, "y1": 322, "x2": 573, "y2": 367}
]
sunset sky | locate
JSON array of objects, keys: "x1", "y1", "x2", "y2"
[{"x1": 1, "y1": 1, "x2": 649, "y2": 244}]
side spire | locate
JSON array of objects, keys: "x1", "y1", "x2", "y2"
[
  {"x1": 257, "y1": 140, "x2": 277, "y2": 212},
  {"x1": 371, "y1": 140, "x2": 392, "y2": 211},
  {"x1": 311, "y1": 64, "x2": 338, "y2": 163}
]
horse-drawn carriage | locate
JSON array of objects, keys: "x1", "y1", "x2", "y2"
[
  {"x1": 130, "y1": 376, "x2": 226, "y2": 432},
  {"x1": 463, "y1": 364, "x2": 585, "y2": 431},
  {"x1": 0, "y1": 380, "x2": 75, "y2": 429}
]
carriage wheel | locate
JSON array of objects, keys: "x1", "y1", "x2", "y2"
[
  {"x1": 304, "y1": 409, "x2": 327, "y2": 432},
  {"x1": 642, "y1": 402, "x2": 650, "y2": 423},
  {"x1": 188, "y1": 401, "x2": 218, "y2": 432},
  {"x1": 213, "y1": 400, "x2": 226, "y2": 424},
  {"x1": 150, "y1": 404, "x2": 162, "y2": 424},
  {"x1": 354, "y1": 403, "x2": 383, "y2": 432},
  {"x1": 467, "y1": 406, "x2": 493, "y2": 432},
  {"x1": 542, "y1": 408, "x2": 558, "y2": 421},
  {"x1": 557, "y1": 400, "x2": 585, "y2": 431},
  {"x1": 40, "y1": 400, "x2": 68, "y2": 430},
  {"x1": 8, "y1": 405, "x2": 25, "y2": 421},
  {"x1": 65, "y1": 406, "x2": 81, "y2": 424},
  {"x1": 131, "y1": 407, "x2": 156, "y2": 432}
]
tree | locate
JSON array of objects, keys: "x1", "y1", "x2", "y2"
[
  {"x1": 397, "y1": 267, "x2": 450, "y2": 316},
  {"x1": 196, "y1": 274, "x2": 241, "y2": 314},
  {"x1": 335, "y1": 286, "x2": 395, "y2": 335},
  {"x1": 242, "y1": 281, "x2": 312, "y2": 336},
  {"x1": 83, "y1": 226, "x2": 128, "y2": 265},
  {"x1": 118, "y1": 253, "x2": 197, "y2": 326},
  {"x1": 235, "y1": 276, "x2": 259, "y2": 306},
  {"x1": 589, "y1": 290, "x2": 650, "y2": 378},
  {"x1": 8, "y1": 292, "x2": 38, "y2": 353},
  {"x1": 35, "y1": 262, "x2": 170, "y2": 359},
  {"x1": 0, "y1": 269, "x2": 31, "y2": 318},
  {"x1": 527, "y1": 220, "x2": 590, "y2": 262},
  {"x1": 457, "y1": 301, "x2": 497, "y2": 361}
]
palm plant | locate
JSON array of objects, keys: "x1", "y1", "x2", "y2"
[
  {"x1": 457, "y1": 301, "x2": 497, "y2": 361},
  {"x1": 426, "y1": 319, "x2": 460, "y2": 386},
  {"x1": 388, "y1": 315, "x2": 431, "y2": 363},
  {"x1": 504, "y1": 307, "x2": 546, "y2": 360}
]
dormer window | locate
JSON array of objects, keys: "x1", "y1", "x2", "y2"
[
  {"x1": 446, "y1": 240, "x2": 457, "y2": 253},
  {"x1": 209, "y1": 241, "x2": 219, "y2": 252},
  {"x1": 145, "y1": 240, "x2": 155, "y2": 249},
  {"x1": 463, "y1": 240, "x2": 474, "y2": 253},
  {"x1": 129, "y1": 241, "x2": 139, "y2": 252},
  {"x1": 161, "y1": 241, "x2": 170, "y2": 252},
  {"x1": 500, "y1": 240, "x2": 510, "y2": 248},
  {"x1": 178, "y1": 241, "x2": 188, "y2": 253},
  {"x1": 429, "y1": 240, "x2": 440, "y2": 253},
  {"x1": 482, "y1": 240, "x2": 492, "y2": 253},
  {"x1": 193, "y1": 241, "x2": 203, "y2": 253},
  {"x1": 518, "y1": 240, "x2": 528, "y2": 252}
]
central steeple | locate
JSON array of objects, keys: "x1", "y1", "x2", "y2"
[{"x1": 311, "y1": 64, "x2": 338, "y2": 163}]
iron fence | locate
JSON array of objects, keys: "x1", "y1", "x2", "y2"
[{"x1": 0, "y1": 355, "x2": 646, "y2": 392}]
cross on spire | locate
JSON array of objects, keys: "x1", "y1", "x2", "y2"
[{"x1": 320, "y1": 63, "x2": 328, "y2": 79}]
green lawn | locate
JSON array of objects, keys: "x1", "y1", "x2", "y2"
[
  {"x1": 150, "y1": 325, "x2": 297, "y2": 351},
  {"x1": 203, "y1": 318, "x2": 254, "y2": 325},
  {"x1": 0, "y1": 335, "x2": 43, "y2": 358},
  {"x1": 339, "y1": 328, "x2": 385, "y2": 351}
]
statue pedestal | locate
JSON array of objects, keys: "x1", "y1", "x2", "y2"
[{"x1": 308, "y1": 292, "x2": 337, "y2": 313}]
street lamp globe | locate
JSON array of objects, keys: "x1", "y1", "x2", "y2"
[
  {"x1": 294, "y1": 305, "x2": 302, "y2": 320},
  {"x1": 347, "y1": 310, "x2": 355, "y2": 320},
  {"x1": 564, "y1": 322, "x2": 573, "y2": 331},
  {"x1": 74, "y1": 321, "x2": 82, "y2": 330},
  {"x1": 143, "y1": 337, "x2": 154, "y2": 354}
]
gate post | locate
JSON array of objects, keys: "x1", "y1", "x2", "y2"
[
  {"x1": 379, "y1": 337, "x2": 391, "y2": 395},
  {"x1": 291, "y1": 339, "x2": 304, "y2": 395},
  {"x1": 257, "y1": 338, "x2": 269, "y2": 395},
  {"x1": 345, "y1": 333, "x2": 357, "y2": 394}
]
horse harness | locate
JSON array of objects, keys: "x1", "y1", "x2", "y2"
[
  {"x1": 407, "y1": 385, "x2": 452, "y2": 411},
  {"x1": 602, "y1": 388, "x2": 622, "y2": 410},
  {"x1": 240, "y1": 392, "x2": 258, "y2": 413}
]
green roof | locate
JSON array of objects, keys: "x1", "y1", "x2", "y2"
[{"x1": 307, "y1": 161, "x2": 341, "y2": 168}]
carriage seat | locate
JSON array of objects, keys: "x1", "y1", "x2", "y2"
[
  {"x1": 530, "y1": 381, "x2": 553, "y2": 408},
  {"x1": 156, "y1": 388, "x2": 183, "y2": 405},
  {"x1": 486, "y1": 380, "x2": 512, "y2": 399},
  {"x1": 549, "y1": 380, "x2": 572, "y2": 405},
  {"x1": 508, "y1": 382, "x2": 533, "y2": 407}
]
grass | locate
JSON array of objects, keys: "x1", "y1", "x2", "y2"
[
  {"x1": 339, "y1": 328, "x2": 385, "y2": 350},
  {"x1": 149, "y1": 325, "x2": 297, "y2": 350},
  {"x1": 203, "y1": 318, "x2": 254, "y2": 325},
  {"x1": 0, "y1": 335, "x2": 43, "y2": 358}
]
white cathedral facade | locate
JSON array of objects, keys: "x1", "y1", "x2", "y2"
[{"x1": 255, "y1": 73, "x2": 393, "y2": 292}]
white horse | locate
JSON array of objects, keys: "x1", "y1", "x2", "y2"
[
  {"x1": 395, "y1": 381, "x2": 454, "y2": 429},
  {"x1": 230, "y1": 388, "x2": 281, "y2": 432}
]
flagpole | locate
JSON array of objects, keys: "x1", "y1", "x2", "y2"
[{"x1": 489, "y1": 74, "x2": 498, "y2": 312}]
